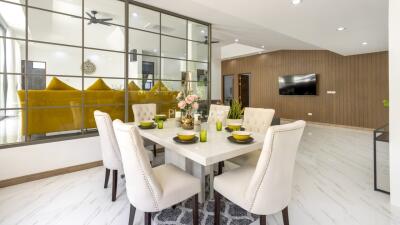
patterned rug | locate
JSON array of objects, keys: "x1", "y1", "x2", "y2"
[
  {"x1": 150, "y1": 149, "x2": 259, "y2": 225},
  {"x1": 153, "y1": 198, "x2": 258, "y2": 225}
]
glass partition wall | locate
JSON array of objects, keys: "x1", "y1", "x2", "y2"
[{"x1": 0, "y1": 0, "x2": 211, "y2": 146}]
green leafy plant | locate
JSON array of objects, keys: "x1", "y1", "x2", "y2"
[
  {"x1": 228, "y1": 99, "x2": 244, "y2": 119},
  {"x1": 383, "y1": 99, "x2": 389, "y2": 108}
]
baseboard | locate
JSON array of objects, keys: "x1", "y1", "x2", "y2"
[
  {"x1": 280, "y1": 118, "x2": 374, "y2": 132},
  {"x1": 0, "y1": 161, "x2": 103, "y2": 188}
]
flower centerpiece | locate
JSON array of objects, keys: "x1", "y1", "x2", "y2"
[{"x1": 176, "y1": 91, "x2": 200, "y2": 130}]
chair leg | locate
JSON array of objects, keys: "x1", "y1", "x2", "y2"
[
  {"x1": 104, "y1": 168, "x2": 110, "y2": 188},
  {"x1": 112, "y1": 170, "x2": 118, "y2": 201},
  {"x1": 128, "y1": 204, "x2": 136, "y2": 225},
  {"x1": 218, "y1": 162, "x2": 224, "y2": 175},
  {"x1": 282, "y1": 206, "x2": 289, "y2": 225},
  {"x1": 153, "y1": 144, "x2": 157, "y2": 157},
  {"x1": 214, "y1": 191, "x2": 221, "y2": 225},
  {"x1": 260, "y1": 215, "x2": 267, "y2": 225},
  {"x1": 192, "y1": 194, "x2": 199, "y2": 225},
  {"x1": 145, "y1": 212, "x2": 151, "y2": 225}
]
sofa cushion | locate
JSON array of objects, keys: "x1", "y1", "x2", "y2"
[
  {"x1": 128, "y1": 81, "x2": 141, "y2": 91},
  {"x1": 150, "y1": 81, "x2": 169, "y2": 92},
  {"x1": 46, "y1": 77, "x2": 77, "y2": 90},
  {"x1": 87, "y1": 78, "x2": 111, "y2": 90}
]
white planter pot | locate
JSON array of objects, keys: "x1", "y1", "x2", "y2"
[{"x1": 226, "y1": 118, "x2": 243, "y2": 125}]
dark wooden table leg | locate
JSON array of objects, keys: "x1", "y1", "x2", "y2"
[
  {"x1": 112, "y1": 170, "x2": 118, "y2": 201},
  {"x1": 282, "y1": 206, "x2": 289, "y2": 225},
  {"x1": 153, "y1": 144, "x2": 157, "y2": 157},
  {"x1": 260, "y1": 215, "x2": 266, "y2": 225},
  {"x1": 104, "y1": 168, "x2": 110, "y2": 188},
  {"x1": 214, "y1": 191, "x2": 221, "y2": 225},
  {"x1": 192, "y1": 194, "x2": 199, "y2": 225},
  {"x1": 128, "y1": 204, "x2": 136, "y2": 225},
  {"x1": 145, "y1": 212, "x2": 151, "y2": 225}
]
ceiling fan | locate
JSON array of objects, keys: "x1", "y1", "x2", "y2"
[
  {"x1": 204, "y1": 35, "x2": 220, "y2": 44},
  {"x1": 86, "y1": 10, "x2": 113, "y2": 26}
]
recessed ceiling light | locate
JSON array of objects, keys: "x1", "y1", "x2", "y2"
[
  {"x1": 132, "y1": 12, "x2": 138, "y2": 17},
  {"x1": 362, "y1": 42, "x2": 368, "y2": 45},
  {"x1": 291, "y1": 0, "x2": 302, "y2": 5},
  {"x1": 200, "y1": 30, "x2": 205, "y2": 34},
  {"x1": 337, "y1": 27, "x2": 346, "y2": 31},
  {"x1": 261, "y1": 45, "x2": 265, "y2": 48},
  {"x1": 234, "y1": 38, "x2": 239, "y2": 43},
  {"x1": 153, "y1": 49, "x2": 158, "y2": 52}
]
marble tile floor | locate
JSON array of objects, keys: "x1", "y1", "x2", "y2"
[{"x1": 0, "y1": 124, "x2": 399, "y2": 225}]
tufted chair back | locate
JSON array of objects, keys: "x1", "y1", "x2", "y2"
[
  {"x1": 93, "y1": 110, "x2": 121, "y2": 170},
  {"x1": 113, "y1": 120, "x2": 162, "y2": 212},
  {"x1": 244, "y1": 120, "x2": 305, "y2": 215},
  {"x1": 242, "y1": 107, "x2": 275, "y2": 133},
  {"x1": 208, "y1": 104, "x2": 230, "y2": 125},
  {"x1": 132, "y1": 103, "x2": 156, "y2": 122}
]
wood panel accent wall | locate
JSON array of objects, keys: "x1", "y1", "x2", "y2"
[{"x1": 221, "y1": 50, "x2": 388, "y2": 128}]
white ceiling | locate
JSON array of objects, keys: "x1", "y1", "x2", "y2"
[{"x1": 136, "y1": 0, "x2": 388, "y2": 56}]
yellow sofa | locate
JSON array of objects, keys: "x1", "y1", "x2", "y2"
[{"x1": 17, "y1": 79, "x2": 178, "y2": 136}]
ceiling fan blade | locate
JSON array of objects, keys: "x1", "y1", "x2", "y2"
[
  {"x1": 211, "y1": 40, "x2": 220, "y2": 44},
  {"x1": 86, "y1": 12, "x2": 94, "y2": 19},
  {"x1": 98, "y1": 18, "x2": 113, "y2": 22},
  {"x1": 88, "y1": 21, "x2": 93, "y2": 25},
  {"x1": 99, "y1": 22, "x2": 111, "y2": 26}
]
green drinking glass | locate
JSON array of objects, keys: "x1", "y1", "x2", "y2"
[
  {"x1": 216, "y1": 120, "x2": 222, "y2": 131},
  {"x1": 157, "y1": 120, "x2": 164, "y2": 129},
  {"x1": 200, "y1": 129, "x2": 207, "y2": 142}
]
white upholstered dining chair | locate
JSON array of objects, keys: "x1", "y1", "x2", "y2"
[
  {"x1": 207, "y1": 104, "x2": 230, "y2": 126},
  {"x1": 94, "y1": 110, "x2": 153, "y2": 202},
  {"x1": 132, "y1": 103, "x2": 158, "y2": 157},
  {"x1": 214, "y1": 120, "x2": 306, "y2": 225},
  {"x1": 112, "y1": 120, "x2": 201, "y2": 225},
  {"x1": 228, "y1": 107, "x2": 275, "y2": 166}
]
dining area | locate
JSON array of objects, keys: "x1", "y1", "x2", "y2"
[{"x1": 94, "y1": 89, "x2": 306, "y2": 225}]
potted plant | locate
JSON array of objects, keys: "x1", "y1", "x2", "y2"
[{"x1": 226, "y1": 99, "x2": 244, "y2": 125}]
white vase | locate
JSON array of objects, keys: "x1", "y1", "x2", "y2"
[{"x1": 226, "y1": 118, "x2": 243, "y2": 125}]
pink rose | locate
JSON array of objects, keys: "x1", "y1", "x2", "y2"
[
  {"x1": 185, "y1": 95, "x2": 194, "y2": 104},
  {"x1": 178, "y1": 100, "x2": 186, "y2": 109},
  {"x1": 192, "y1": 102, "x2": 199, "y2": 110}
]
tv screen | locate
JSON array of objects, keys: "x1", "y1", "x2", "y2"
[{"x1": 279, "y1": 74, "x2": 317, "y2": 95}]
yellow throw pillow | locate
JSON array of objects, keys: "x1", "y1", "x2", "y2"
[
  {"x1": 46, "y1": 77, "x2": 77, "y2": 90},
  {"x1": 150, "y1": 81, "x2": 169, "y2": 92},
  {"x1": 86, "y1": 78, "x2": 111, "y2": 90},
  {"x1": 128, "y1": 81, "x2": 141, "y2": 91}
]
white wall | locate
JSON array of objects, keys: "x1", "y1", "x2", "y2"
[
  {"x1": 0, "y1": 137, "x2": 101, "y2": 180},
  {"x1": 211, "y1": 45, "x2": 222, "y2": 100},
  {"x1": 389, "y1": 0, "x2": 400, "y2": 206}
]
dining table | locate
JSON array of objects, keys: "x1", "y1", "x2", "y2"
[{"x1": 130, "y1": 119, "x2": 265, "y2": 203}]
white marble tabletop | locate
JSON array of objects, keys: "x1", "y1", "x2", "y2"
[{"x1": 130, "y1": 119, "x2": 265, "y2": 166}]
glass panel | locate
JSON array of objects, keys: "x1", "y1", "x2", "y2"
[
  {"x1": 128, "y1": 55, "x2": 160, "y2": 90},
  {"x1": 161, "y1": 58, "x2": 186, "y2": 81},
  {"x1": 29, "y1": 0, "x2": 82, "y2": 16},
  {"x1": 0, "y1": 38, "x2": 25, "y2": 74},
  {"x1": 0, "y1": 109, "x2": 24, "y2": 144},
  {"x1": 188, "y1": 21, "x2": 208, "y2": 42},
  {"x1": 162, "y1": 80, "x2": 184, "y2": 92},
  {"x1": 223, "y1": 75, "x2": 234, "y2": 105},
  {"x1": 85, "y1": 104, "x2": 124, "y2": 128},
  {"x1": 25, "y1": 76, "x2": 82, "y2": 108},
  {"x1": 161, "y1": 36, "x2": 186, "y2": 59},
  {"x1": 187, "y1": 62, "x2": 208, "y2": 83},
  {"x1": 129, "y1": 29, "x2": 160, "y2": 56},
  {"x1": 28, "y1": 42, "x2": 82, "y2": 75},
  {"x1": 0, "y1": 2, "x2": 26, "y2": 39},
  {"x1": 3, "y1": 0, "x2": 25, "y2": 4},
  {"x1": 161, "y1": 14, "x2": 186, "y2": 38},
  {"x1": 28, "y1": 106, "x2": 82, "y2": 136},
  {"x1": 188, "y1": 41, "x2": 208, "y2": 62},
  {"x1": 84, "y1": 49, "x2": 124, "y2": 78},
  {"x1": 0, "y1": 74, "x2": 23, "y2": 109},
  {"x1": 85, "y1": 0, "x2": 125, "y2": 26},
  {"x1": 85, "y1": 23, "x2": 124, "y2": 52},
  {"x1": 84, "y1": 77, "x2": 124, "y2": 91},
  {"x1": 129, "y1": 5, "x2": 160, "y2": 33},
  {"x1": 28, "y1": 8, "x2": 82, "y2": 46}
]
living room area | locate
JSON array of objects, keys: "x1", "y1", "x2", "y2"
[{"x1": 1, "y1": 0, "x2": 400, "y2": 225}]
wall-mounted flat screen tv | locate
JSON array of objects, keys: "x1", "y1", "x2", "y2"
[{"x1": 279, "y1": 73, "x2": 317, "y2": 95}]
